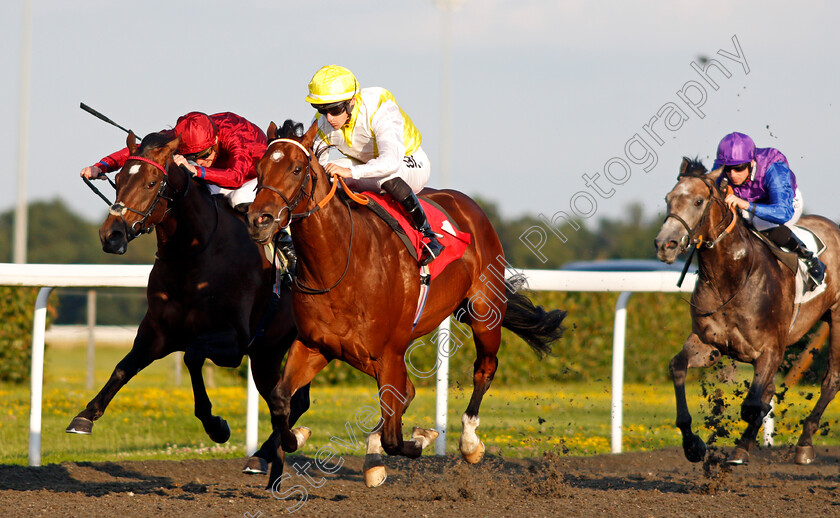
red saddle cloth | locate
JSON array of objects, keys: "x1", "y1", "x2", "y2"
[{"x1": 362, "y1": 191, "x2": 472, "y2": 280}]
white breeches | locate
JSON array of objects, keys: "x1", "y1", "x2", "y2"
[
  {"x1": 741, "y1": 188, "x2": 803, "y2": 231},
  {"x1": 333, "y1": 147, "x2": 431, "y2": 194}
]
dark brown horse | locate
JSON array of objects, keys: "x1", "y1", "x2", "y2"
[
  {"x1": 655, "y1": 157, "x2": 840, "y2": 465},
  {"x1": 247, "y1": 120, "x2": 566, "y2": 488},
  {"x1": 67, "y1": 130, "x2": 309, "y2": 476}
]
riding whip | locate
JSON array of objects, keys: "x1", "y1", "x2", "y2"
[{"x1": 80, "y1": 102, "x2": 138, "y2": 136}]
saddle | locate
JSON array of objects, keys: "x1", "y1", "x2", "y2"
[
  {"x1": 749, "y1": 226, "x2": 825, "y2": 274},
  {"x1": 750, "y1": 225, "x2": 827, "y2": 302},
  {"x1": 356, "y1": 190, "x2": 472, "y2": 281}
]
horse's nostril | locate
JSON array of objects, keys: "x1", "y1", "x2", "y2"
[
  {"x1": 257, "y1": 214, "x2": 273, "y2": 227},
  {"x1": 666, "y1": 240, "x2": 678, "y2": 250}
]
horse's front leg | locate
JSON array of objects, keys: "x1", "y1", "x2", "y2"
[
  {"x1": 67, "y1": 317, "x2": 167, "y2": 434},
  {"x1": 377, "y1": 353, "x2": 424, "y2": 459},
  {"x1": 184, "y1": 338, "x2": 235, "y2": 444},
  {"x1": 727, "y1": 349, "x2": 783, "y2": 465},
  {"x1": 670, "y1": 333, "x2": 722, "y2": 462},
  {"x1": 267, "y1": 339, "x2": 328, "y2": 490}
]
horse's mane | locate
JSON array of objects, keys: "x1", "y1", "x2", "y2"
[
  {"x1": 278, "y1": 119, "x2": 330, "y2": 162},
  {"x1": 135, "y1": 131, "x2": 210, "y2": 195},
  {"x1": 138, "y1": 132, "x2": 173, "y2": 151},
  {"x1": 278, "y1": 120, "x2": 304, "y2": 138},
  {"x1": 678, "y1": 156, "x2": 708, "y2": 178}
]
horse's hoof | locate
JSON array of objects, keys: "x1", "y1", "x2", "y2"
[
  {"x1": 207, "y1": 418, "x2": 231, "y2": 444},
  {"x1": 292, "y1": 427, "x2": 311, "y2": 450},
  {"x1": 726, "y1": 447, "x2": 750, "y2": 465},
  {"x1": 683, "y1": 434, "x2": 706, "y2": 463},
  {"x1": 794, "y1": 445, "x2": 816, "y2": 465},
  {"x1": 242, "y1": 456, "x2": 268, "y2": 475},
  {"x1": 363, "y1": 453, "x2": 387, "y2": 488},
  {"x1": 364, "y1": 465, "x2": 387, "y2": 488},
  {"x1": 66, "y1": 417, "x2": 93, "y2": 435},
  {"x1": 462, "y1": 440, "x2": 485, "y2": 464},
  {"x1": 412, "y1": 427, "x2": 439, "y2": 450}
]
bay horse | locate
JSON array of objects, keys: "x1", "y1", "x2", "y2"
[
  {"x1": 67, "y1": 130, "x2": 309, "y2": 477},
  {"x1": 247, "y1": 120, "x2": 566, "y2": 488},
  {"x1": 655, "y1": 157, "x2": 840, "y2": 465}
]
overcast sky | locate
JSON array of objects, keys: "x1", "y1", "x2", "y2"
[{"x1": 2, "y1": 0, "x2": 838, "y2": 236}]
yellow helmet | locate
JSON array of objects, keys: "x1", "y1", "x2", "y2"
[{"x1": 305, "y1": 65, "x2": 359, "y2": 105}]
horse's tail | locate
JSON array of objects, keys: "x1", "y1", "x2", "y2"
[{"x1": 501, "y1": 273, "x2": 566, "y2": 359}]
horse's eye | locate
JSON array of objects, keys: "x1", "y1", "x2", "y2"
[
  {"x1": 293, "y1": 167, "x2": 302, "y2": 175},
  {"x1": 694, "y1": 198, "x2": 703, "y2": 207},
  {"x1": 148, "y1": 181, "x2": 157, "y2": 189}
]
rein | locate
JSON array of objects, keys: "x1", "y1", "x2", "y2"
[
  {"x1": 689, "y1": 235, "x2": 757, "y2": 317},
  {"x1": 109, "y1": 156, "x2": 188, "y2": 238},
  {"x1": 664, "y1": 176, "x2": 737, "y2": 253},
  {"x1": 256, "y1": 138, "x2": 370, "y2": 227},
  {"x1": 667, "y1": 175, "x2": 753, "y2": 316},
  {"x1": 256, "y1": 138, "x2": 371, "y2": 294}
]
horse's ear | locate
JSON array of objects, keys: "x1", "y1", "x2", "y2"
[
  {"x1": 127, "y1": 130, "x2": 138, "y2": 154},
  {"x1": 678, "y1": 157, "x2": 690, "y2": 178},
  {"x1": 165, "y1": 135, "x2": 181, "y2": 156},
  {"x1": 266, "y1": 121, "x2": 278, "y2": 140},
  {"x1": 708, "y1": 166, "x2": 723, "y2": 182},
  {"x1": 302, "y1": 120, "x2": 318, "y2": 149}
]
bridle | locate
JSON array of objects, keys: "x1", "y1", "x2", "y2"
[
  {"x1": 663, "y1": 175, "x2": 737, "y2": 253},
  {"x1": 109, "y1": 155, "x2": 187, "y2": 238},
  {"x1": 253, "y1": 137, "x2": 368, "y2": 294},
  {"x1": 665, "y1": 174, "x2": 753, "y2": 316},
  {"x1": 255, "y1": 138, "x2": 320, "y2": 228}
]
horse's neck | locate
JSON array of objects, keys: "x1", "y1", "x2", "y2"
[
  {"x1": 156, "y1": 180, "x2": 218, "y2": 255},
  {"x1": 292, "y1": 184, "x2": 355, "y2": 279},
  {"x1": 696, "y1": 219, "x2": 770, "y2": 287}
]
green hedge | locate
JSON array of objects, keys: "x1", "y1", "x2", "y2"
[
  {"x1": 0, "y1": 287, "x2": 52, "y2": 384},
  {"x1": 312, "y1": 291, "x2": 698, "y2": 387}
]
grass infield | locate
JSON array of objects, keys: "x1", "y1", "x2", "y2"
[{"x1": 1, "y1": 346, "x2": 838, "y2": 465}]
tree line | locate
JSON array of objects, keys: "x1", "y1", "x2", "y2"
[{"x1": 1, "y1": 197, "x2": 665, "y2": 325}]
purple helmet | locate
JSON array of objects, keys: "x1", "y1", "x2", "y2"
[{"x1": 716, "y1": 132, "x2": 756, "y2": 166}]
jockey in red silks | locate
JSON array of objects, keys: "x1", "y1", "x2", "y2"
[
  {"x1": 305, "y1": 65, "x2": 445, "y2": 266},
  {"x1": 80, "y1": 111, "x2": 296, "y2": 276},
  {"x1": 714, "y1": 131, "x2": 825, "y2": 288}
]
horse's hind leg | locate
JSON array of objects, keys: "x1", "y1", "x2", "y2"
[
  {"x1": 670, "y1": 333, "x2": 721, "y2": 462},
  {"x1": 459, "y1": 313, "x2": 502, "y2": 464},
  {"x1": 245, "y1": 384, "x2": 311, "y2": 475},
  {"x1": 243, "y1": 328, "x2": 311, "y2": 475},
  {"x1": 795, "y1": 311, "x2": 840, "y2": 464},
  {"x1": 67, "y1": 317, "x2": 167, "y2": 434},
  {"x1": 728, "y1": 348, "x2": 784, "y2": 465}
]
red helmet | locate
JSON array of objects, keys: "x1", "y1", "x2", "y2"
[{"x1": 174, "y1": 112, "x2": 217, "y2": 155}]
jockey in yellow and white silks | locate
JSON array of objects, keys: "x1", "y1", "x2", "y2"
[{"x1": 306, "y1": 64, "x2": 444, "y2": 265}]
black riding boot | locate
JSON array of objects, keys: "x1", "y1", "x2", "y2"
[
  {"x1": 381, "y1": 178, "x2": 444, "y2": 266},
  {"x1": 275, "y1": 229, "x2": 297, "y2": 285},
  {"x1": 762, "y1": 225, "x2": 825, "y2": 289}
]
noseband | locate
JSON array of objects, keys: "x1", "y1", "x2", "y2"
[
  {"x1": 664, "y1": 176, "x2": 736, "y2": 252},
  {"x1": 254, "y1": 138, "x2": 319, "y2": 228},
  {"x1": 110, "y1": 155, "x2": 185, "y2": 237}
]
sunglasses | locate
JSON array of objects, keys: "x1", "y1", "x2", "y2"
[
  {"x1": 724, "y1": 163, "x2": 750, "y2": 173},
  {"x1": 314, "y1": 102, "x2": 348, "y2": 117},
  {"x1": 183, "y1": 146, "x2": 214, "y2": 162}
]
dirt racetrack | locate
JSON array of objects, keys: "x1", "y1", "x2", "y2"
[{"x1": 1, "y1": 446, "x2": 839, "y2": 517}]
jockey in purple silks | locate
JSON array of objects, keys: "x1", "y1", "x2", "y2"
[{"x1": 714, "y1": 131, "x2": 825, "y2": 289}]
